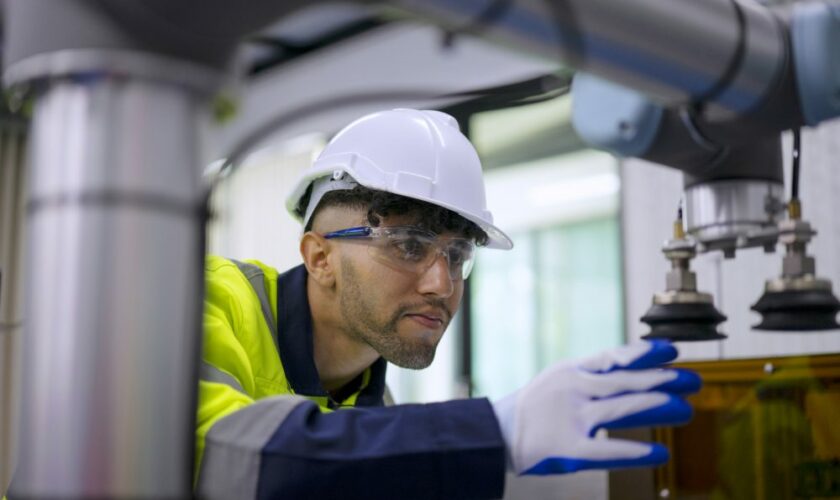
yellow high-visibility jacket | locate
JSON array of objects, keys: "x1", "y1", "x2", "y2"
[
  {"x1": 195, "y1": 256, "x2": 505, "y2": 500},
  {"x1": 196, "y1": 254, "x2": 388, "y2": 453}
]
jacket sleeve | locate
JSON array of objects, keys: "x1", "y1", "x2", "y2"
[
  {"x1": 198, "y1": 396, "x2": 507, "y2": 500},
  {"x1": 195, "y1": 273, "x2": 258, "y2": 475}
]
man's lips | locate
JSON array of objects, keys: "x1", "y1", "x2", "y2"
[{"x1": 404, "y1": 312, "x2": 445, "y2": 329}]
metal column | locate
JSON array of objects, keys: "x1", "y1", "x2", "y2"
[
  {"x1": 1, "y1": 1, "x2": 313, "y2": 496},
  {"x1": 9, "y1": 72, "x2": 207, "y2": 498}
]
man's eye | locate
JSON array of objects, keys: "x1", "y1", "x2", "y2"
[
  {"x1": 393, "y1": 238, "x2": 428, "y2": 261},
  {"x1": 447, "y1": 248, "x2": 465, "y2": 266}
]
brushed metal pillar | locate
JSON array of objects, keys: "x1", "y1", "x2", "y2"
[{"x1": 11, "y1": 75, "x2": 206, "y2": 498}]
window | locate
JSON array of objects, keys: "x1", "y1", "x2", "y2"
[{"x1": 468, "y1": 97, "x2": 625, "y2": 399}]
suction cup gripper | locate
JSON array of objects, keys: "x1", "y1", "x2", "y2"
[
  {"x1": 641, "y1": 302, "x2": 727, "y2": 341},
  {"x1": 752, "y1": 289, "x2": 840, "y2": 331}
]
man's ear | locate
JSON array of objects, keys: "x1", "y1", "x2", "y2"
[{"x1": 300, "y1": 232, "x2": 336, "y2": 287}]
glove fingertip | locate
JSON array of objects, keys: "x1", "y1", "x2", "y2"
[
  {"x1": 653, "y1": 368, "x2": 702, "y2": 395},
  {"x1": 626, "y1": 340, "x2": 678, "y2": 370},
  {"x1": 643, "y1": 443, "x2": 670, "y2": 466},
  {"x1": 591, "y1": 394, "x2": 694, "y2": 436}
]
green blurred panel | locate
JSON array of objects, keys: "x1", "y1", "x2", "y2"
[
  {"x1": 537, "y1": 217, "x2": 624, "y2": 365},
  {"x1": 471, "y1": 233, "x2": 538, "y2": 400},
  {"x1": 467, "y1": 95, "x2": 623, "y2": 400},
  {"x1": 471, "y1": 217, "x2": 624, "y2": 400}
]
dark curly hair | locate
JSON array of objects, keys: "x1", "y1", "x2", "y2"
[{"x1": 298, "y1": 185, "x2": 489, "y2": 246}]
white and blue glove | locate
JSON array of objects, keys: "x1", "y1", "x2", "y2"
[{"x1": 492, "y1": 340, "x2": 700, "y2": 475}]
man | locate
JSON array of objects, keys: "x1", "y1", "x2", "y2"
[{"x1": 195, "y1": 109, "x2": 700, "y2": 499}]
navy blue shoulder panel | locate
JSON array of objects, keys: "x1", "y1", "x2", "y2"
[
  {"x1": 276, "y1": 264, "x2": 324, "y2": 396},
  {"x1": 275, "y1": 264, "x2": 388, "y2": 405},
  {"x1": 257, "y1": 398, "x2": 507, "y2": 500}
]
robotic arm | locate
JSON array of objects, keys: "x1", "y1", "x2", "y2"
[{"x1": 571, "y1": 2, "x2": 840, "y2": 339}]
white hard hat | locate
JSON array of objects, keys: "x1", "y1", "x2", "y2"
[{"x1": 285, "y1": 108, "x2": 513, "y2": 249}]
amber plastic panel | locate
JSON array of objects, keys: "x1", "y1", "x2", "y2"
[{"x1": 653, "y1": 354, "x2": 840, "y2": 499}]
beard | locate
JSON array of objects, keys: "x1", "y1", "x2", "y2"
[{"x1": 338, "y1": 258, "x2": 448, "y2": 369}]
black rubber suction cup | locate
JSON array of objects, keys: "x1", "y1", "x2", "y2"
[
  {"x1": 751, "y1": 289, "x2": 840, "y2": 331},
  {"x1": 641, "y1": 302, "x2": 727, "y2": 341}
]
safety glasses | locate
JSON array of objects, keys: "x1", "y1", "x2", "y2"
[{"x1": 322, "y1": 226, "x2": 476, "y2": 280}]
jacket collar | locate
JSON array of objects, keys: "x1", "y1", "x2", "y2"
[{"x1": 275, "y1": 264, "x2": 387, "y2": 406}]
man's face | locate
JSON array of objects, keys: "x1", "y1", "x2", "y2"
[{"x1": 327, "y1": 211, "x2": 465, "y2": 369}]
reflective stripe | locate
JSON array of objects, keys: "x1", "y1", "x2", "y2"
[
  {"x1": 200, "y1": 361, "x2": 246, "y2": 395},
  {"x1": 197, "y1": 396, "x2": 309, "y2": 500},
  {"x1": 231, "y1": 259, "x2": 279, "y2": 352}
]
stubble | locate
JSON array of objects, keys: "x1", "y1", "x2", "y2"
[{"x1": 339, "y1": 257, "x2": 441, "y2": 369}]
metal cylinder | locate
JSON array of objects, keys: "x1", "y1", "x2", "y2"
[
  {"x1": 680, "y1": 134, "x2": 786, "y2": 254},
  {"x1": 396, "y1": 0, "x2": 785, "y2": 113},
  {"x1": 684, "y1": 179, "x2": 785, "y2": 250},
  {"x1": 10, "y1": 77, "x2": 204, "y2": 498}
]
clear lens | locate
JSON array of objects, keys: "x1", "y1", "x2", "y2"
[
  {"x1": 367, "y1": 227, "x2": 475, "y2": 280},
  {"x1": 460, "y1": 249, "x2": 476, "y2": 280}
]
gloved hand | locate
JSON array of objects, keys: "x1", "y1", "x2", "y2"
[{"x1": 492, "y1": 340, "x2": 700, "y2": 475}]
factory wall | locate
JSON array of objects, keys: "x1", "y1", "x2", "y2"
[
  {"x1": 206, "y1": 136, "x2": 324, "y2": 269},
  {"x1": 621, "y1": 119, "x2": 840, "y2": 361}
]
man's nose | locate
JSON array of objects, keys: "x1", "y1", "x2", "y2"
[{"x1": 417, "y1": 252, "x2": 454, "y2": 298}]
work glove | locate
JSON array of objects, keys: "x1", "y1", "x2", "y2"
[{"x1": 492, "y1": 340, "x2": 700, "y2": 475}]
